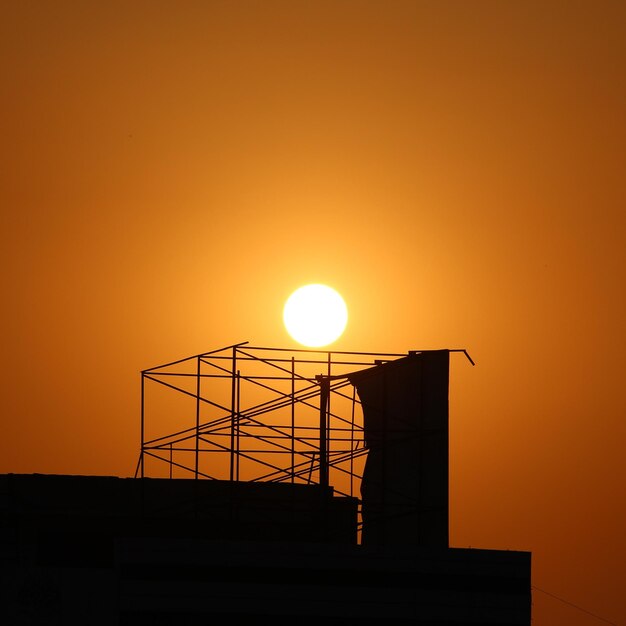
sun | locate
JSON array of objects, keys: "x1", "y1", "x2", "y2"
[{"x1": 283, "y1": 284, "x2": 348, "y2": 348}]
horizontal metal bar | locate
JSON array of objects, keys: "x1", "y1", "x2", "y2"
[
  {"x1": 142, "y1": 450, "x2": 215, "y2": 480},
  {"x1": 143, "y1": 374, "x2": 231, "y2": 413},
  {"x1": 143, "y1": 342, "x2": 249, "y2": 373},
  {"x1": 243, "y1": 345, "x2": 407, "y2": 357}
]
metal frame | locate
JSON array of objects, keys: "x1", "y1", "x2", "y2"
[{"x1": 135, "y1": 342, "x2": 473, "y2": 520}]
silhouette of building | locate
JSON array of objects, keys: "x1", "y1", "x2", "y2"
[{"x1": 0, "y1": 344, "x2": 531, "y2": 624}]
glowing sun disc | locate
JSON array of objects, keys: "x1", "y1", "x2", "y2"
[{"x1": 283, "y1": 284, "x2": 348, "y2": 347}]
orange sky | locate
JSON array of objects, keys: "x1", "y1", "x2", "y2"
[{"x1": 1, "y1": 1, "x2": 624, "y2": 623}]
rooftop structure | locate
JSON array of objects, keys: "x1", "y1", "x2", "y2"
[
  {"x1": 136, "y1": 342, "x2": 474, "y2": 546},
  {"x1": 1, "y1": 343, "x2": 531, "y2": 624}
]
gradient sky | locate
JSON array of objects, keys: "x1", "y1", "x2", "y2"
[{"x1": 1, "y1": 1, "x2": 624, "y2": 624}]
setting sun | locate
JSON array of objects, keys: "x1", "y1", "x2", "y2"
[{"x1": 283, "y1": 284, "x2": 348, "y2": 348}]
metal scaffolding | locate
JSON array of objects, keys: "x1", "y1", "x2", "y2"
[{"x1": 135, "y1": 342, "x2": 473, "y2": 531}]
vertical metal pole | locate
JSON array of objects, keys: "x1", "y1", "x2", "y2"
[
  {"x1": 350, "y1": 385, "x2": 356, "y2": 497},
  {"x1": 319, "y1": 377, "x2": 329, "y2": 488},
  {"x1": 326, "y1": 352, "x2": 332, "y2": 484},
  {"x1": 236, "y1": 370, "x2": 241, "y2": 481},
  {"x1": 291, "y1": 356, "x2": 295, "y2": 483},
  {"x1": 195, "y1": 356, "x2": 201, "y2": 479},
  {"x1": 169, "y1": 443, "x2": 173, "y2": 480},
  {"x1": 230, "y1": 347, "x2": 237, "y2": 482},
  {"x1": 140, "y1": 372, "x2": 145, "y2": 479}
]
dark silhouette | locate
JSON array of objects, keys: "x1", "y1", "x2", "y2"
[
  {"x1": 349, "y1": 350, "x2": 449, "y2": 547},
  {"x1": 1, "y1": 344, "x2": 531, "y2": 625}
]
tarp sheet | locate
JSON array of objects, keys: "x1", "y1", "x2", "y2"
[{"x1": 348, "y1": 350, "x2": 449, "y2": 547}]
